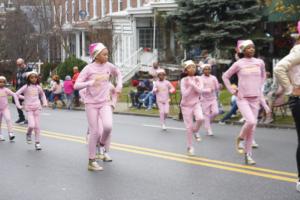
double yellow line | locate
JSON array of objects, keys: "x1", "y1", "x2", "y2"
[{"x1": 9, "y1": 125, "x2": 298, "y2": 183}]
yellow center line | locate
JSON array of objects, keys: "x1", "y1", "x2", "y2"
[{"x1": 8, "y1": 125, "x2": 298, "y2": 182}]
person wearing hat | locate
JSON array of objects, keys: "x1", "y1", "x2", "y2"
[
  {"x1": 152, "y1": 69, "x2": 175, "y2": 130},
  {"x1": 180, "y1": 60, "x2": 204, "y2": 156},
  {"x1": 74, "y1": 43, "x2": 122, "y2": 171},
  {"x1": 274, "y1": 21, "x2": 300, "y2": 192},
  {"x1": 0, "y1": 76, "x2": 22, "y2": 141},
  {"x1": 15, "y1": 58, "x2": 32, "y2": 124},
  {"x1": 199, "y1": 64, "x2": 221, "y2": 136},
  {"x1": 222, "y1": 39, "x2": 266, "y2": 165},
  {"x1": 15, "y1": 71, "x2": 48, "y2": 151}
]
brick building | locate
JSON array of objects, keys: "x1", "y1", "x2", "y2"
[{"x1": 51, "y1": 0, "x2": 178, "y2": 81}]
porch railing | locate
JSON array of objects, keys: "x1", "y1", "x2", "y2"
[{"x1": 119, "y1": 47, "x2": 143, "y2": 83}]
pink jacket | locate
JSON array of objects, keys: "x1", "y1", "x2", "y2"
[
  {"x1": 153, "y1": 80, "x2": 175, "y2": 103},
  {"x1": 16, "y1": 84, "x2": 47, "y2": 111},
  {"x1": 63, "y1": 80, "x2": 74, "y2": 95},
  {"x1": 74, "y1": 62, "x2": 122, "y2": 105},
  {"x1": 79, "y1": 83, "x2": 117, "y2": 108},
  {"x1": 222, "y1": 57, "x2": 266, "y2": 98},
  {"x1": 180, "y1": 76, "x2": 203, "y2": 107},
  {"x1": 199, "y1": 74, "x2": 220, "y2": 101},
  {"x1": 0, "y1": 87, "x2": 21, "y2": 110}
]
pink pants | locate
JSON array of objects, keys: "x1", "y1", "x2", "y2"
[
  {"x1": 181, "y1": 103, "x2": 204, "y2": 148},
  {"x1": 0, "y1": 107, "x2": 13, "y2": 135},
  {"x1": 86, "y1": 104, "x2": 113, "y2": 160},
  {"x1": 237, "y1": 97, "x2": 260, "y2": 155},
  {"x1": 157, "y1": 101, "x2": 169, "y2": 124},
  {"x1": 27, "y1": 109, "x2": 41, "y2": 143},
  {"x1": 201, "y1": 100, "x2": 219, "y2": 131}
]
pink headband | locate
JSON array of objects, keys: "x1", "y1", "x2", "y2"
[
  {"x1": 238, "y1": 40, "x2": 254, "y2": 53},
  {"x1": 298, "y1": 21, "x2": 300, "y2": 34}
]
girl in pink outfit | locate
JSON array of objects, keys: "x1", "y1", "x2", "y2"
[
  {"x1": 180, "y1": 60, "x2": 204, "y2": 156},
  {"x1": 82, "y1": 84, "x2": 118, "y2": 162},
  {"x1": 0, "y1": 76, "x2": 22, "y2": 142},
  {"x1": 16, "y1": 71, "x2": 48, "y2": 150},
  {"x1": 152, "y1": 69, "x2": 175, "y2": 131},
  {"x1": 74, "y1": 43, "x2": 122, "y2": 171},
  {"x1": 63, "y1": 75, "x2": 74, "y2": 110},
  {"x1": 222, "y1": 40, "x2": 266, "y2": 165},
  {"x1": 199, "y1": 64, "x2": 220, "y2": 136}
]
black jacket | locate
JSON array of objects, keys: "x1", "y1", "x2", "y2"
[{"x1": 16, "y1": 65, "x2": 33, "y2": 90}]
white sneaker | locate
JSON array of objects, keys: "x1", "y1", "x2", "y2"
[
  {"x1": 296, "y1": 182, "x2": 300, "y2": 192},
  {"x1": 252, "y1": 140, "x2": 259, "y2": 148},
  {"x1": 99, "y1": 147, "x2": 113, "y2": 162},
  {"x1": 264, "y1": 117, "x2": 274, "y2": 124},
  {"x1": 239, "y1": 118, "x2": 245, "y2": 123},
  {"x1": 103, "y1": 152, "x2": 113, "y2": 162},
  {"x1": 236, "y1": 137, "x2": 244, "y2": 154},
  {"x1": 35, "y1": 143, "x2": 42, "y2": 150},
  {"x1": 207, "y1": 128, "x2": 214, "y2": 136},
  {"x1": 194, "y1": 132, "x2": 201, "y2": 142},
  {"x1": 8, "y1": 133, "x2": 15, "y2": 141},
  {"x1": 0, "y1": 135, "x2": 5, "y2": 141},
  {"x1": 162, "y1": 124, "x2": 167, "y2": 131},
  {"x1": 245, "y1": 153, "x2": 256, "y2": 165},
  {"x1": 88, "y1": 160, "x2": 103, "y2": 171},
  {"x1": 218, "y1": 121, "x2": 226, "y2": 125},
  {"x1": 187, "y1": 147, "x2": 195, "y2": 156},
  {"x1": 239, "y1": 140, "x2": 245, "y2": 150}
]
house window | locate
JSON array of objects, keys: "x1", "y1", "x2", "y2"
[
  {"x1": 118, "y1": 0, "x2": 123, "y2": 11},
  {"x1": 109, "y1": 0, "x2": 112, "y2": 14},
  {"x1": 79, "y1": 0, "x2": 82, "y2": 11},
  {"x1": 138, "y1": 28, "x2": 160, "y2": 49},
  {"x1": 86, "y1": 0, "x2": 90, "y2": 17},
  {"x1": 72, "y1": 0, "x2": 75, "y2": 22},
  {"x1": 101, "y1": 0, "x2": 106, "y2": 17},
  {"x1": 65, "y1": 0, "x2": 69, "y2": 23},
  {"x1": 127, "y1": 0, "x2": 130, "y2": 8},
  {"x1": 93, "y1": 0, "x2": 97, "y2": 18}
]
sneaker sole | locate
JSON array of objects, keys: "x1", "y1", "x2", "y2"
[
  {"x1": 245, "y1": 161, "x2": 256, "y2": 165},
  {"x1": 88, "y1": 166, "x2": 103, "y2": 171}
]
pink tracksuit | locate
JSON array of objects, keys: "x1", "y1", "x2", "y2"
[
  {"x1": 74, "y1": 62, "x2": 122, "y2": 160},
  {"x1": 222, "y1": 57, "x2": 266, "y2": 155},
  {"x1": 153, "y1": 80, "x2": 175, "y2": 125},
  {"x1": 199, "y1": 74, "x2": 220, "y2": 132},
  {"x1": 0, "y1": 87, "x2": 21, "y2": 137},
  {"x1": 16, "y1": 84, "x2": 47, "y2": 143},
  {"x1": 180, "y1": 76, "x2": 204, "y2": 148}
]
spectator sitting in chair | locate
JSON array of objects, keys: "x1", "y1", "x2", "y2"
[
  {"x1": 139, "y1": 79, "x2": 156, "y2": 110},
  {"x1": 129, "y1": 80, "x2": 147, "y2": 108}
]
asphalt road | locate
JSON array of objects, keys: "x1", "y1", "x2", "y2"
[{"x1": 0, "y1": 105, "x2": 299, "y2": 200}]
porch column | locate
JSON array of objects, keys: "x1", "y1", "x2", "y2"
[
  {"x1": 81, "y1": 31, "x2": 86, "y2": 57},
  {"x1": 76, "y1": 32, "x2": 80, "y2": 58}
]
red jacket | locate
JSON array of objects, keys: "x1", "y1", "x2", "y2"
[{"x1": 72, "y1": 72, "x2": 80, "y2": 84}]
